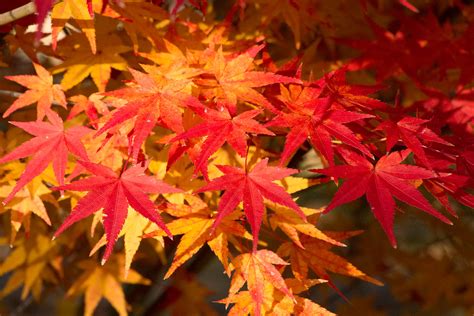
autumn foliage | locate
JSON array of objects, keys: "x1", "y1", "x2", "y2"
[{"x1": 0, "y1": 0, "x2": 473, "y2": 315}]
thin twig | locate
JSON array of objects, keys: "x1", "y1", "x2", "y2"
[
  {"x1": 0, "y1": 0, "x2": 62, "y2": 27},
  {"x1": 0, "y1": 90, "x2": 23, "y2": 99},
  {"x1": 0, "y1": 90, "x2": 68, "y2": 108},
  {"x1": 0, "y1": 2, "x2": 37, "y2": 26}
]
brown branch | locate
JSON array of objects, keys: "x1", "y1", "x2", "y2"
[
  {"x1": 0, "y1": 90, "x2": 23, "y2": 99},
  {"x1": 0, "y1": 0, "x2": 62, "y2": 27},
  {"x1": 0, "y1": 2, "x2": 37, "y2": 27}
]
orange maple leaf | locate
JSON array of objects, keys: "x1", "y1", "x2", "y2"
[
  {"x1": 3, "y1": 63, "x2": 66, "y2": 120},
  {"x1": 226, "y1": 250, "x2": 294, "y2": 316},
  {"x1": 197, "y1": 44, "x2": 301, "y2": 113},
  {"x1": 278, "y1": 233, "x2": 382, "y2": 290}
]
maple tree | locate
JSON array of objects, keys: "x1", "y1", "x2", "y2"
[{"x1": 0, "y1": 0, "x2": 473, "y2": 315}]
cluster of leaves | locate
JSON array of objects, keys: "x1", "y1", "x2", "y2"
[{"x1": 0, "y1": 0, "x2": 473, "y2": 315}]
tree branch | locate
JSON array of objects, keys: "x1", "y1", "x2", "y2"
[
  {"x1": 0, "y1": 90, "x2": 67, "y2": 107},
  {"x1": 0, "y1": 1, "x2": 63, "y2": 27},
  {"x1": 0, "y1": 2, "x2": 37, "y2": 27}
]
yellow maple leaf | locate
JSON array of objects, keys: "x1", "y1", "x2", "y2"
[
  {"x1": 89, "y1": 208, "x2": 163, "y2": 277},
  {"x1": 153, "y1": 200, "x2": 251, "y2": 278},
  {"x1": 225, "y1": 250, "x2": 294, "y2": 316},
  {"x1": 51, "y1": 17, "x2": 130, "y2": 92},
  {"x1": 0, "y1": 232, "x2": 61, "y2": 300},
  {"x1": 245, "y1": 0, "x2": 319, "y2": 49},
  {"x1": 162, "y1": 157, "x2": 205, "y2": 204},
  {"x1": 67, "y1": 255, "x2": 150, "y2": 316},
  {"x1": 0, "y1": 178, "x2": 52, "y2": 243},
  {"x1": 272, "y1": 278, "x2": 334, "y2": 316},
  {"x1": 105, "y1": 0, "x2": 169, "y2": 52},
  {"x1": 51, "y1": 0, "x2": 96, "y2": 53}
]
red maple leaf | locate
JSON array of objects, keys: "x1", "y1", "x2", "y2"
[
  {"x1": 269, "y1": 85, "x2": 373, "y2": 165},
  {"x1": 314, "y1": 149, "x2": 452, "y2": 247},
  {"x1": 97, "y1": 68, "x2": 201, "y2": 161},
  {"x1": 417, "y1": 87, "x2": 474, "y2": 136},
  {"x1": 53, "y1": 160, "x2": 181, "y2": 263},
  {"x1": 416, "y1": 145, "x2": 474, "y2": 215},
  {"x1": 377, "y1": 116, "x2": 452, "y2": 168},
  {"x1": 171, "y1": 102, "x2": 273, "y2": 179},
  {"x1": 0, "y1": 111, "x2": 90, "y2": 205},
  {"x1": 424, "y1": 173, "x2": 474, "y2": 217},
  {"x1": 322, "y1": 68, "x2": 388, "y2": 111},
  {"x1": 197, "y1": 158, "x2": 305, "y2": 251}
]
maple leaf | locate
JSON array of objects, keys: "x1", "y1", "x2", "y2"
[
  {"x1": 89, "y1": 208, "x2": 161, "y2": 277},
  {"x1": 144, "y1": 196, "x2": 251, "y2": 277},
  {"x1": 67, "y1": 255, "x2": 150, "y2": 316},
  {"x1": 53, "y1": 160, "x2": 181, "y2": 264},
  {"x1": 51, "y1": 19, "x2": 130, "y2": 92},
  {"x1": 147, "y1": 150, "x2": 206, "y2": 205},
  {"x1": 411, "y1": 145, "x2": 474, "y2": 215},
  {"x1": 226, "y1": 250, "x2": 294, "y2": 316},
  {"x1": 271, "y1": 278, "x2": 332, "y2": 315},
  {"x1": 248, "y1": 0, "x2": 318, "y2": 49},
  {"x1": 106, "y1": 1, "x2": 169, "y2": 52},
  {"x1": 0, "y1": 111, "x2": 90, "y2": 205},
  {"x1": 3, "y1": 63, "x2": 67, "y2": 120},
  {"x1": 418, "y1": 87, "x2": 474, "y2": 136},
  {"x1": 424, "y1": 173, "x2": 474, "y2": 217},
  {"x1": 267, "y1": 202, "x2": 343, "y2": 248},
  {"x1": 68, "y1": 93, "x2": 109, "y2": 124},
  {"x1": 0, "y1": 231, "x2": 60, "y2": 300},
  {"x1": 294, "y1": 297, "x2": 336, "y2": 315},
  {"x1": 322, "y1": 68, "x2": 388, "y2": 110},
  {"x1": 51, "y1": 0, "x2": 96, "y2": 53},
  {"x1": 171, "y1": 102, "x2": 274, "y2": 178},
  {"x1": 314, "y1": 149, "x2": 452, "y2": 247},
  {"x1": 0, "y1": 179, "x2": 53, "y2": 243},
  {"x1": 269, "y1": 84, "x2": 373, "y2": 165},
  {"x1": 163, "y1": 207, "x2": 250, "y2": 278},
  {"x1": 377, "y1": 112, "x2": 452, "y2": 168},
  {"x1": 278, "y1": 233, "x2": 382, "y2": 288},
  {"x1": 159, "y1": 108, "x2": 207, "y2": 171},
  {"x1": 97, "y1": 66, "x2": 201, "y2": 160},
  {"x1": 197, "y1": 44, "x2": 301, "y2": 113},
  {"x1": 197, "y1": 158, "x2": 305, "y2": 251},
  {"x1": 4, "y1": 25, "x2": 54, "y2": 62}
]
